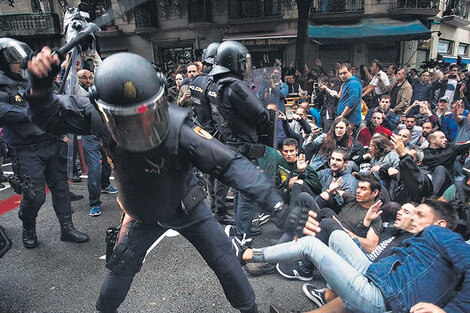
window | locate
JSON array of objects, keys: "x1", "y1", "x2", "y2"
[
  {"x1": 188, "y1": 0, "x2": 212, "y2": 23},
  {"x1": 160, "y1": 46, "x2": 195, "y2": 73},
  {"x1": 438, "y1": 40, "x2": 453, "y2": 54},
  {"x1": 134, "y1": 0, "x2": 158, "y2": 28},
  {"x1": 229, "y1": 0, "x2": 281, "y2": 19},
  {"x1": 458, "y1": 43, "x2": 469, "y2": 56}
]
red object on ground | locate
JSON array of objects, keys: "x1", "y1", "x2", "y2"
[
  {"x1": 0, "y1": 187, "x2": 50, "y2": 216},
  {"x1": 0, "y1": 194, "x2": 22, "y2": 215}
]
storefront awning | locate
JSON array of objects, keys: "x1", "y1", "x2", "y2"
[
  {"x1": 223, "y1": 30, "x2": 297, "y2": 41},
  {"x1": 308, "y1": 18, "x2": 431, "y2": 43},
  {"x1": 443, "y1": 57, "x2": 470, "y2": 65}
]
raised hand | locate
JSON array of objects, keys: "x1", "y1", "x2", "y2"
[
  {"x1": 364, "y1": 200, "x2": 383, "y2": 226},
  {"x1": 297, "y1": 154, "x2": 307, "y2": 173},
  {"x1": 391, "y1": 134, "x2": 406, "y2": 157}
]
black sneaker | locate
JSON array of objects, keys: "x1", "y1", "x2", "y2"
[
  {"x1": 224, "y1": 225, "x2": 237, "y2": 237},
  {"x1": 69, "y1": 175, "x2": 82, "y2": 183},
  {"x1": 249, "y1": 225, "x2": 262, "y2": 236},
  {"x1": 302, "y1": 284, "x2": 327, "y2": 307},
  {"x1": 244, "y1": 263, "x2": 276, "y2": 276},
  {"x1": 276, "y1": 261, "x2": 313, "y2": 281},
  {"x1": 230, "y1": 234, "x2": 251, "y2": 266},
  {"x1": 252, "y1": 213, "x2": 270, "y2": 227},
  {"x1": 69, "y1": 192, "x2": 84, "y2": 202}
]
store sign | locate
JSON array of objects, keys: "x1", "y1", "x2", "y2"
[{"x1": 240, "y1": 38, "x2": 291, "y2": 46}]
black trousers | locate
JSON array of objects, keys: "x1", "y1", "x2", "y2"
[
  {"x1": 10, "y1": 141, "x2": 71, "y2": 223},
  {"x1": 96, "y1": 209, "x2": 256, "y2": 312}
]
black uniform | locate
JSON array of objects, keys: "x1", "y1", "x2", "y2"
[
  {"x1": 210, "y1": 72, "x2": 272, "y2": 236},
  {"x1": 189, "y1": 68, "x2": 216, "y2": 134},
  {"x1": 0, "y1": 71, "x2": 74, "y2": 232},
  {"x1": 190, "y1": 68, "x2": 231, "y2": 222},
  {"x1": 26, "y1": 91, "x2": 285, "y2": 312}
]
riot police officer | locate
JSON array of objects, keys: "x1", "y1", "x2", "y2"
[
  {"x1": 190, "y1": 42, "x2": 233, "y2": 225},
  {"x1": 208, "y1": 41, "x2": 272, "y2": 241},
  {"x1": 0, "y1": 38, "x2": 89, "y2": 248},
  {"x1": 25, "y1": 47, "x2": 312, "y2": 313}
]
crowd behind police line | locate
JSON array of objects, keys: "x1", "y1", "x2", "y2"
[{"x1": 1, "y1": 36, "x2": 470, "y2": 313}]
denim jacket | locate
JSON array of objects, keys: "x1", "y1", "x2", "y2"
[{"x1": 366, "y1": 225, "x2": 470, "y2": 313}]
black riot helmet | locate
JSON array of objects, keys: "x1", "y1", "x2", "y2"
[
  {"x1": 209, "y1": 40, "x2": 251, "y2": 76},
  {"x1": 0, "y1": 37, "x2": 32, "y2": 76},
  {"x1": 89, "y1": 52, "x2": 169, "y2": 152},
  {"x1": 202, "y1": 42, "x2": 220, "y2": 65}
]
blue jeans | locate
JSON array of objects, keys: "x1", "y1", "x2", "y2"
[
  {"x1": 252, "y1": 231, "x2": 387, "y2": 313},
  {"x1": 235, "y1": 191, "x2": 258, "y2": 236},
  {"x1": 82, "y1": 135, "x2": 102, "y2": 207}
]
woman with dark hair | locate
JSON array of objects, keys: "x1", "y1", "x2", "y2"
[
  {"x1": 358, "y1": 134, "x2": 399, "y2": 183},
  {"x1": 303, "y1": 117, "x2": 365, "y2": 170}
]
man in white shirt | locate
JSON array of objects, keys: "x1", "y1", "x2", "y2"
[{"x1": 363, "y1": 60, "x2": 390, "y2": 103}]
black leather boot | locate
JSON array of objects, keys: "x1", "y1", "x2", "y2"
[
  {"x1": 241, "y1": 304, "x2": 259, "y2": 313},
  {"x1": 22, "y1": 220, "x2": 38, "y2": 248},
  {"x1": 59, "y1": 215, "x2": 89, "y2": 243}
]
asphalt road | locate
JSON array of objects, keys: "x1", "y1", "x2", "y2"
[{"x1": 0, "y1": 165, "x2": 325, "y2": 313}]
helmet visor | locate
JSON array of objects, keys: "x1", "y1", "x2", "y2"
[
  {"x1": 0, "y1": 41, "x2": 32, "y2": 64},
  {"x1": 96, "y1": 88, "x2": 170, "y2": 152}
]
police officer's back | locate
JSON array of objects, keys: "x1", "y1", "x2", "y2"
[{"x1": 208, "y1": 41, "x2": 271, "y2": 158}]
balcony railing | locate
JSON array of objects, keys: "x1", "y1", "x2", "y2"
[
  {"x1": 310, "y1": 0, "x2": 365, "y2": 14},
  {"x1": 390, "y1": 0, "x2": 440, "y2": 9},
  {"x1": 389, "y1": 0, "x2": 440, "y2": 18},
  {"x1": 228, "y1": 0, "x2": 281, "y2": 19},
  {"x1": 444, "y1": 0, "x2": 470, "y2": 19},
  {"x1": 0, "y1": 13, "x2": 61, "y2": 37}
]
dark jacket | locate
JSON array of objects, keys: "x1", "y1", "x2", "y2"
[
  {"x1": 422, "y1": 142, "x2": 470, "y2": 172},
  {"x1": 386, "y1": 154, "x2": 433, "y2": 204},
  {"x1": 0, "y1": 71, "x2": 55, "y2": 145}
]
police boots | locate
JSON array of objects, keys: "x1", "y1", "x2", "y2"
[
  {"x1": 22, "y1": 220, "x2": 38, "y2": 248},
  {"x1": 59, "y1": 215, "x2": 89, "y2": 243},
  {"x1": 241, "y1": 304, "x2": 259, "y2": 313}
]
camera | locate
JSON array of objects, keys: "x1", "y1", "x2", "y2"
[{"x1": 420, "y1": 54, "x2": 445, "y2": 69}]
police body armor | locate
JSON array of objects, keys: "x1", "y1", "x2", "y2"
[
  {"x1": 104, "y1": 105, "x2": 198, "y2": 223},
  {"x1": 0, "y1": 71, "x2": 49, "y2": 142},
  {"x1": 189, "y1": 73, "x2": 216, "y2": 134},
  {"x1": 214, "y1": 75, "x2": 269, "y2": 159}
]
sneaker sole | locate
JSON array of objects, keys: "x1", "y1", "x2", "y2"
[
  {"x1": 90, "y1": 212, "x2": 101, "y2": 217},
  {"x1": 302, "y1": 284, "x2": 326, "y2": 307},
  {"x1": 276, "y1": 263, "x2": 313, "y2": 281}
]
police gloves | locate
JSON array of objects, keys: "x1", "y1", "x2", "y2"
[{"x1": 271, "y1": 202, "x2": 309, "y2": 237}]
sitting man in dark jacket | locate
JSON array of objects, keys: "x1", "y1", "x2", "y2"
[
  {"x1": 383, "y1": 135, "x2": 433, "y2": 204},
  {"x1": 277, "y1": 138, "x2": 321, "y2": 201},
  {"x1": 422, "y1": 131, "x2": 470, "y2": 197}
]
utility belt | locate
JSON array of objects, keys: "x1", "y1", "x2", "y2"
[
  {"x1": 8, "y1": 138, "x2": 59, "y2": 153},
  {"x1": 227, "y1": 142, "x2": 265, "y2": 159}
]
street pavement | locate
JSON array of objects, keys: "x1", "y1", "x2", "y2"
[{"x1": 0, "y1": 163, "x2": 325, "y2": 313}]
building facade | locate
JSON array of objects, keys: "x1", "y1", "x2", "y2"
[{"x1": 0, "y1": 0, "x2": 469, "y2": 72}]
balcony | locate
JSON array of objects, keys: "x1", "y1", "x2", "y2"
[
  {"x1": 310, "y1": 0, "x2": 364, "y2": 23},
  {"x1": 389, "y1": 0, "x2": 440, "y2": 18},
  {"x1": 442, "y1": 0, "x2": 470, "y2": 27},
  {"x1": 0, "y1": 13, "x2": 61, "y2": 37}
]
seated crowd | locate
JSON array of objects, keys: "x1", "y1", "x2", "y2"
[{"x1": 214, "y1": 60, "x2": 470, "y2": 313}]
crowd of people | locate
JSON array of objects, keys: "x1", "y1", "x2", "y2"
[
  {"x1": 1, "y1": 32, "x2": 470, "y2": 313},
  {"x1": 162, "y1": 49, "x2": 470, "y2": 312}
]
